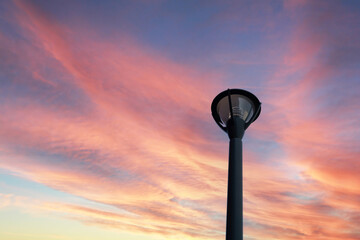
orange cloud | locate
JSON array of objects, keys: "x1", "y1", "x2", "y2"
[
  {"x1": 1, "y1": 1, "x2": 359, "y2": 240},
  {"x1": 0, "y1": 1, "x2": 228, "y2": 239}
]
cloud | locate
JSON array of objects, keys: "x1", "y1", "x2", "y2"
[
  {"x1": 246, "y1": 1, "x2": 360, "y2": 238},
  {"x1": 0, "y1": 0, "x2": 228, "y2": 238},
  {"x1": 1, "y1": 0, "x2": 360, "y2": 239}
]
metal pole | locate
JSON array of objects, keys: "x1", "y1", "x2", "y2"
[{"x1": 226, "y1": 117, "x2": 245, "y2": 240}]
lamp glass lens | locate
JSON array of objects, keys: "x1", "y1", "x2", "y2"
[{"x1": 217, "y1": 94, "x2": 254, "y2": 126}]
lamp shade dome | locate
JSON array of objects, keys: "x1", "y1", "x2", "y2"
[{"x1": 211, "y1": 89, "x2": 261, "y2": 132}]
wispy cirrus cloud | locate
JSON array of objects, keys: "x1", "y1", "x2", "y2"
[
  {"x1": 246, "y1": 1, "x2": 360, "y2": 239},
  {"x1": 0, "y1": 1, "x2": 227, "y2": 239},
  {"x1": 0, "y1": 0, "x2": 360, "y2": 240}
]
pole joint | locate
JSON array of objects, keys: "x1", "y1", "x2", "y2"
[{"x1": 227, "y1": 117, "x2": 245, "y2": 139}]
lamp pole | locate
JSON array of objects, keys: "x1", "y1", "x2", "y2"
[
  {"x1": 226, "y1": 116, "x2": 245, "y2": 240},
  {"x1": 211, "y1": 89, "x2": 261, "y2": 240}
]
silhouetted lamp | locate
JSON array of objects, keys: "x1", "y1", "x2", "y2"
[{"x1": 211, "y1": 89, "x2": 261, "y2": 240}]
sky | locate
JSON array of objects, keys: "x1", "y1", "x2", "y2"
[{"x1": 0, "y1": 0, "x2": 360, "y2": 239}]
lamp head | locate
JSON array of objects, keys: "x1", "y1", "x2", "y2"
[{"x1": 211, "y1": 89, "x2": 261, "y2": 134}]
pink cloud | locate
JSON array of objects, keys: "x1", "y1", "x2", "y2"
[
  {"x1": 0, "y1": 1, "x2": 229, "y2": 238},
  {"x1": 0, "y1": 1, "x2": 359, "y2": 239},
  {"x1": 240, "y1": 1, "x2": 360, "y2": 239}
]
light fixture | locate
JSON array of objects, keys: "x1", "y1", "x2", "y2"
[{"x1": 211, "y1": 88, "x2": 261, "y2": 133}]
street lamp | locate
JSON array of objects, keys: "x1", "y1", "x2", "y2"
[{"x1": 211, "y1": 89, "x2": 261, "y2": 240}]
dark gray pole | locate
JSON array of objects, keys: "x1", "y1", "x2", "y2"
[{"x1": 226, "y1": 116, "x2": 245, "y2": 240}]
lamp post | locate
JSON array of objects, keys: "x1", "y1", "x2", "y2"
[{"x1": 211, "y1": 89, "x2": 261, "y2": 240}]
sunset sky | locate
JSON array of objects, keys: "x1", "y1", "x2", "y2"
[{"x1": 1, "y1": 0, "x2": 360, "y2": 239}]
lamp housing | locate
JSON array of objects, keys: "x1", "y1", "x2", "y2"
[{"x1": 211, "y1": 89, "x2": 261, "y2": 133}]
